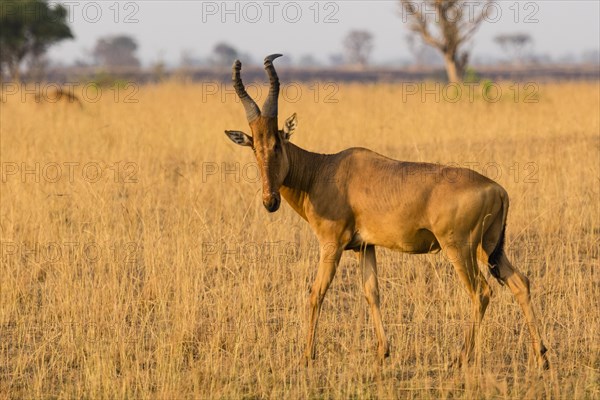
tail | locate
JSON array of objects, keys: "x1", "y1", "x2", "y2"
[{"x1": 489, "y1": 191, "x2": 509, "y2": 283}]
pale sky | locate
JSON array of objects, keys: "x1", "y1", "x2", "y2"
[{"x1": 48, "y1": 0, "x2": 600, "y2": 66}]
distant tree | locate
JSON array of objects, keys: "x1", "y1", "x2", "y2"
[
  {"x1": 151, "y1": 51, "x2": 167, "y2": 81},
  {"x1": 557, "y1": 53, "x2": 578, "y2": 65},
  {"x1": 494, "y1": 33, "x2": 533, "y2": 65},
  {"x1": 343, "y1": 30, "x2": 374, "y2": 68},
  {"x1": 405, "y1": 34, "x2": 443, "y2": 67},
  {"x1": 212, "y1": 42, "x2": 238, "y2": 66},
  {"x1": 298, "y1": 54, "x2": 320, "y2": 68},
  {"x1": 72, "y1": 59, "x2": 91, "y2": 68},
  {"x1": 26, "y1": 53, "x2": 50, "y2": 81},
  {"x1": 581, "y1": 49, "x2": 600, "y2": 65},
  {"x1": 93, "y1": 35, "x2": 141, "y2": 68},
  {"x1": 0, "y1": 0, "x2": 73, "y2": 81},
  {"x1": 329, "y1": 53, "x2": 344, "y2": 67},
  {"x1": 180, "y1": 49, "x2": 205, "y2": 68},
  {"x1": 399, "y1": 0, "x2": 493, "y2": 82}
]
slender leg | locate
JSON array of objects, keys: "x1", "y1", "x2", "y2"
[
  {"x1": 356, "y1": 245, "x2": 389, "y2": 360},
  {"x1": 304, "y1": 242, "x2": 342, "y2": 362},
  {"x1": 445, "y1": 243, "x2": 492, "y2": 366},
  {"x1": 495, "y1": 252, "x2": 549, "y2": 369}
]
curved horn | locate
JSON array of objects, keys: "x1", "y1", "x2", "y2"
[
  {"x1": 262, "y1": 54, "x2": 283, "y2": 118},
  {"x1": 232, "y1": 59, "x2": 260, "y2": 122}
]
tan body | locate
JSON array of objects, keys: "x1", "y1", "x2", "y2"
[
  {"x1": 282, "y1": 144, "x2": 502, "y2": 254},
  {"x1": 225, "y1": 55, "x2": 549, "y2": 369}
]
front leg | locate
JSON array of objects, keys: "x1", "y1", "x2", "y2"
[
  {"x1": 304, "y1": 242, "x2": 343, "y2": 362},
  {"x1": 356, "y1": 245, "x2": 389, "y2": 361}
]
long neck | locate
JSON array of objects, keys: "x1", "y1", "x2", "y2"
[
  {"x1": 283, "y1": 142, "x2": 328, "y2": 190},
  {"x1": 280, "y1": 142, "x2": 328, "y2": 218}
]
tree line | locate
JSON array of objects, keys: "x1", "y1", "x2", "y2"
[{"x1": 0, "y1": 0, "x2": 569, "y2": 84}]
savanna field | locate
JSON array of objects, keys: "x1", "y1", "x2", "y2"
[{"x1": 0, "y1": 80, "x2": 598, "y2": 398}]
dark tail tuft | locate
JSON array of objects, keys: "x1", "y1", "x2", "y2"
[
  {"x1": 488, "y1": 224, "x2": 505, "y2": 282},
  {"x1": 489, "y1": 193, "x2": 509, "y2": 284}
]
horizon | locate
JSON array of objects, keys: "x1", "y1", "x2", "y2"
[{"x1": 46, "y1": 1, "x2": 600, "y2": 68}]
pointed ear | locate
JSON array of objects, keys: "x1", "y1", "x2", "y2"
[
  {"x1": 224, "y1": 130, "x2": 253, "y2": 147},
  {"x1": 282, "y1": 113, "x2": 298, "y2": 141}
]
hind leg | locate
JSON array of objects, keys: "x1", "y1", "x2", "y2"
[
  {"x1": 444, "y1": 242, "x2": 492, "y2": 366},
  {"x1": 493, "y1": 253, "x2": 549, "y2": 369}
]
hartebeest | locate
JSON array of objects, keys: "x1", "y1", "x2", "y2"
[{"x1": 224, "y1": 54, "x2": 549, "y2": 369}]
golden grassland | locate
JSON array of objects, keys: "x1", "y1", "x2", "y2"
[{"x1": 1, "y1": 80, "x2": 598, "y2": 398}]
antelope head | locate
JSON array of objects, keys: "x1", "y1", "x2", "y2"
[{"x1": 225, "y1": 54, "x2": 298, "y2": 213}]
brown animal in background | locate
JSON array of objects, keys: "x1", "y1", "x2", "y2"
[
  {"x1": 35, "y1": 87, "x2": 83, "y2": 108},
  {"x1": 224, "y1": 54, "x2": 549, "y2": 369}
]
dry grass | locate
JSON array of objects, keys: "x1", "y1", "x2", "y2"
[{"x1": 1, "y1": 80, "x2": 599, "y2": 399}]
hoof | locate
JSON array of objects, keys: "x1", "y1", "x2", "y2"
[
  {"x1": 447, "y1": 352, "x2": 468, "y2": 370},
  {"x1": 541, "y1": 358, "x2": 550, "y2": 371},
  {"x1": 539, "y1": 347, "x2": 550, "y2": 370},
  {"x1": 378, "y1": 345, "x2": 390, "y2": 361},
  {"x1": 299, "y1": 356, "x2": 308, "y2": 367},
  {"x1": 301, "y1": 351, "x2": 315, "y2": 367}
]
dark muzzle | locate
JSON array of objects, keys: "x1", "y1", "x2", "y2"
[{"x1": 263, "y1": 193, "x2": 281, "y2": 213}]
